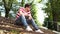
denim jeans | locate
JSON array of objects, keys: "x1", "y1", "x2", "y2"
[{"x1": 15, "y1": 15, "x2": 39, "y2": 30}]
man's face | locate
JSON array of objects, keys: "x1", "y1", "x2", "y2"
[{"x1": 26, "y1": 6, "x2": 30, "y2": 11}]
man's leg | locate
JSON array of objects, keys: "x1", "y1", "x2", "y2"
[
  {"x1": 28, "y1": 18, "x2": 44, "y2": 33},
  {"x1": 15, "y1": 16, "x2": 21, "y2": 25},
  {"x1": 20, "y1": 15, "x2": 29, "y2": 28},
  {"x1": 20, "y1": 15, "x2": 33, "y2": 31},
  {"x1": 16, "y1": 15, "x2": 32, "y2": 31},
  {"x1": 28, "y1": 19, "x2": 39, "y2": 30}
]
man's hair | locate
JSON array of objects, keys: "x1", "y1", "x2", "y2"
[{"x1": 25, "y1": 4, "x2": 30, "y2": 8}]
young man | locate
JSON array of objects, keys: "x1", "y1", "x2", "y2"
[{"x1": 15, "y1": 4, "x2": 44, "y2": 33}]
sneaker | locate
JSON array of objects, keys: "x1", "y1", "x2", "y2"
[
  {"x1": 35, "y1": 29, "x2": 44, "y2": 33},
  {"x1": 26, "y1": 26, "x2": 33, "y2": 31}
]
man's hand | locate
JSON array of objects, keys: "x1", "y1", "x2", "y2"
[
  {"x1": 19, "y1": 11, "x2": 24, "y2": 15},
  {"x1": 28, "y1": 14, "x2": 32, "y2": 20}
]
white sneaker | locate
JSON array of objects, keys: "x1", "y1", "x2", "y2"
[
  {"x1": 35, "y1": 29, "x2": 44, "y2": 33},
  {"x1": 26, "y1": 26, "x2": 33, "y2": 31}
]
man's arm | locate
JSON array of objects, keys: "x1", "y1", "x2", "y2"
[
  {"x1": 19, "y1": 11, "x2": 24, "y2": 15},
  {"x1": 19, "y1": 11, "x2": 28, "y2": 16},
  {"x1": 18, "y1": 7, "x2": 25, "y2": 16}
]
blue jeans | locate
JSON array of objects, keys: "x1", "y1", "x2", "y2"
[{"x1": 15, "y1": 15, "x2": 39, "y2": 30}]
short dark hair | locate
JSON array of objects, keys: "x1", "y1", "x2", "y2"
[{"x1": 25, "y1": 4, "x2": 30, "y2": 8}]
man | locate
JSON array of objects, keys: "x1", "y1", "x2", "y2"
[{"x1": 15, "y1": 4, "x2": 44, "y2": 33}]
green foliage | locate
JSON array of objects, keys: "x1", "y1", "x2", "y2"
[
  {"x1": 31, "y1": 4, "x2": 37, "y2": 22},
  {"x1": 43, "y1": 0, "x2": 60, "y2": 31},
  {"x1": 50, "y1": 0, "x2": 60, "y2": 21},
  {"x1": 36, "y1": 0, "x2": 42, "y2": 3},
  {"x1": 13, "y1": 0, "x2": 18, "y2": 4},
  {"x1": 21, "y1": 0, "x2": 25, "y2": 7},
  {"x1": 28, "y1": 0, "x2": 42, "y2": 26},
  {"x1": 49, "y1": 0, "x2": 60, "y2": 31},
  {"x1": 43, "y1": 2, "x2": 53, "y2": 29}
]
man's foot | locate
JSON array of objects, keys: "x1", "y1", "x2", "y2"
[
  {"x1": 35, "y1": 29, "x2": 44, "y2": 33},
  {"x1": 26, "y1": 26, "x2": 33, "y2": 31}
]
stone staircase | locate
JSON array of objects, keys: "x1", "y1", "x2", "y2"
[{"x1": 0, "y1": 17, "x2": 56, "y2": 34}]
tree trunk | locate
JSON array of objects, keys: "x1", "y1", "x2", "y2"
[
  {"x1": 5, "y1": 9, "x2": 10, "y2": 18},
  {"x1": 50, "y1": 0, "x2": 58, "y2": 31},
  {"x1": 2, "y1": 0, "x2": 12, "y2": 18},
  {"x1": 21, "y1": 0, "x2": 25, "y2": 7},
  {"x1": 52, "y1": 11, "x2": 58, "y2": 31}
]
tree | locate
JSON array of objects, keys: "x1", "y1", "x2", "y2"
[
  {"x1": 21, "y1": 0, "x2": 25, "y2": 7},
  {"x1": 43, "y1": 2, "x2": 53, "y2": 30},
  {"x1": 50, "y1": 0, "x2": 60, "y2": 31},
  {"x1": 44, "y1": 0, "x2": 60, "y2": 31},
  {"x1": 2, "y1": 0, "x2": 17, "y2": 18}
]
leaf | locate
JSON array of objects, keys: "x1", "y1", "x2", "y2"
[{"x1": 36, "y1": 0, "x2": 42, "y2": 3}]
